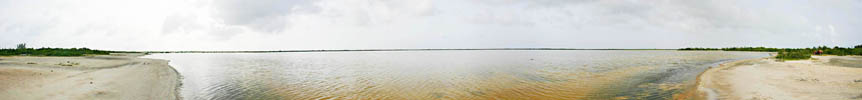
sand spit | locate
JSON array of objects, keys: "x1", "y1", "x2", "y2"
[
  {"x1": 696, "y1": 56, "x2": 862, "y2": 100},
  {"x1": 0, "y1": 53, "x2": 181, "y2": 100}
]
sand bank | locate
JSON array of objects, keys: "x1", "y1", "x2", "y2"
[
  {"x1": 696, "y1": 56, "x2": 862, "y2": 100},
  {"x1": 0, "y1": 53, "x2": 180, "y2": 100}
]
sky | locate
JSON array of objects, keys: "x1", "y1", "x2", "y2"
[{"x1": 1, "y1": 0, "x2": 861, "y2": 51}]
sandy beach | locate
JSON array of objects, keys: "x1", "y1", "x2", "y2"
[
  {"x1": 0, "y1": 53, "x2": 181, "y2": 100},
  {"x1": 696, "y1": 56, "x2": 862, "y2": 100}
]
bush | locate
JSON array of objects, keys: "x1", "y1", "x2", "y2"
[{"x1": 776, "y1": 51, "x2": 811, "y2": 60}]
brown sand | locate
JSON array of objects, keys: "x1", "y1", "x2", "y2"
[
  {"x1": 0, "y1": 53, "x2": 180, "y2": 100},
  {"x1": 696, "y1": 56, "x2": 862, "y2": 100}
]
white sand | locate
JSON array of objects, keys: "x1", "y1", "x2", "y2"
[
  {"x1": 0, "y1": 53, "x2": 180, "y2": 100},
  {"x1": 697, "y1": 56, "x2": 862, "y2": 100}
]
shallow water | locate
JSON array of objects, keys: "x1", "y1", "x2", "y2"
[{"x1": 144, "y1": 50, "x2": 769, "y2": 100}]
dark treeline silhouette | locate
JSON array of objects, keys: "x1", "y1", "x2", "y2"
[
  {"x1": 680, "y1": 44, "x2": 862, "y2": 60},
  {"x1": 1, "y1": 43, "x2": 120, "y2": 56}
]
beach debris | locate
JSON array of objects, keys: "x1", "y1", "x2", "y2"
[
  {"x1": 854, "y1": 80, "x2": 862, "y2": 83},
  {"x1": 26, "y1": 62, "x2": 36, "y2": 64},
  {"x1": 797, "y1": 78, "x2": 819, "y2": 82},
  {"x1": 750, "y1": 95, "x2": 774, "y2": 100},
  {"x1": 57, "y1": 61, "x2": 80, "y2": 66}
]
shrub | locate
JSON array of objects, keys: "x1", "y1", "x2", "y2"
[{"x1": 776, "y1": 51, "x2": 811, "y2": 60}]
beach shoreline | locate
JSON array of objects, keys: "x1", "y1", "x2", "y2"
[
  {"x1": 0, "y1": 53, "x2": 181, "y2": 100},
  {"x1": 693, "y1": 56, "x2": 862, "y2": 100}
]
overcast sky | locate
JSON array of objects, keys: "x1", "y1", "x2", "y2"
[{"x1": 1, "y1": 0, "x2": 861, "y2": 51}]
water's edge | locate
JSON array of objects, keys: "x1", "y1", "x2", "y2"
[
  {"x1": 688, "y1": 55, "x2": 775, "y2": 100},
  {"x1": 594, "y1": 54, "x2": 770, "y2": 100},
  {"x1": 140, "y1": 54, "x2": 185, "y2": 100}
]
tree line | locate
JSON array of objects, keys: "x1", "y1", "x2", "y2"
[
  {"x1": 1, "y1": 43, "x2": 118, "y2": 56},
  {"x1": 680, "y1": 44, "x2": 862, "y2": 60}
]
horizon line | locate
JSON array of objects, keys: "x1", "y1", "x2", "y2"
[{"x1": 136, "y1": 48, "x2": 677, "y2": 53}]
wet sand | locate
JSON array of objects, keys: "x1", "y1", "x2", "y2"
[
  {"x1": 696, "y1": 56, "x2": 862, "y2": 100},
  {"x1": 0, "y1": 53, "x2": 181, "y2": 100}
]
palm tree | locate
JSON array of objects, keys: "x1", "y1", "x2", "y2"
[{"x1": 16, "y1": 43, "x2": 26, "y2": 49}]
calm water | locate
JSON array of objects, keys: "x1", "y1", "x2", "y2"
[{"x1": 144, "y1": 50, "x2": 769, "y2": 100}]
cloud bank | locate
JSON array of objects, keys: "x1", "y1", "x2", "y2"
[{"x1": 1, "y1": 0, "x2": 860, "y2": 51}]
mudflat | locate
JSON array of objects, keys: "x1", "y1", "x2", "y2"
[
  {"x1": 0, "y1": 53, "x2": 180, "y2": 100},
  {"x1": 696, "y1": 56, "x2": 862, "y2": 100}
]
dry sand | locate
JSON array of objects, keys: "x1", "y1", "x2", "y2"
[
  {"x1": 0, "y1": 53, "x2": 180, "y2": 100},
  {"x1": 696, "y1": 56, "x2": 862, "y2": 100}
]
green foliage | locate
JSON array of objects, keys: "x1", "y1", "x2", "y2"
[
  {"x1": 720, "y1": 47, "x2": 782, "y2": 52},
  {"x1": 679, "y1": 47, "x2": 787, "y2": 52},
  {"x1": 0, "y1": 47, "x2": 114, "y2": 56},
  {"x1": 679, "y1": 44, "x2": 862, "y2": 60},
  {"x1": 776, "y1": 51, "x2": 811, "y2": 60},
  {"x1": 678, "y1": 47, "x2": 721, "y2": 51},
  {"x1": 16, "y1": 43, "x2": 26, "y2": 49}
]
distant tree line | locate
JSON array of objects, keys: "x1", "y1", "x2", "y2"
[
  {"x1": 1, "y1": 43, "x2": 120, "y2": 56},
  {"x1": 680, "y1": 44, "x2": 862, "y2": 60}
]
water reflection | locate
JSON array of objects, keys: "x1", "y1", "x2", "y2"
[{"x1": 145, "y1": 50, "x2": 768, "y2": 100}]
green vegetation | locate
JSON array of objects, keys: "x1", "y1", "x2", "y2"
[
  {"x1": 680, "y1": 44, "x2": 862, "y2": 60},
  {"x1": 1, "y1": 43, "x2": 120, "y2": 56},
  {"x1": 677, "y1": 48, "x2": 721, "y2": 51},
  {"x1": 17, "y1": 43, "x2": 26, "y2": 49},
  {"x1": 775, "y1": 51, "x2": 811, "y2": 60}
]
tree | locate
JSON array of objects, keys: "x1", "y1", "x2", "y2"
[
  {"x1": 16, "y1": 43, "x2": 26, "y2": 49},
  {"x1": 855, "y1": 44, "x2": 862, "y2": 49}
]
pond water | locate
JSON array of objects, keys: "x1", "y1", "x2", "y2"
[{"x1": 144, "y1": 50, "x2": 769, "y2": 100}]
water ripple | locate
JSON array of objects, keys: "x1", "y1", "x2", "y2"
[{"x1": 144, "y1": 50, "x2": 770, "y2": 100}]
